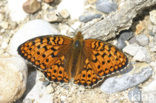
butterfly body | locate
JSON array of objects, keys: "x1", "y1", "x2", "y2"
[{"x1": 18, "y1": 32, "x2": 128, "y2": 88}]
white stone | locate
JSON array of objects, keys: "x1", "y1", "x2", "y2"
[
  {"x1": 142, "y1": 71, "x2": 156, "y2": 103},
  {"x1": 123, "y1": 43, "x2": 141, "y2": 56},
  {"x1": 0, "y1": 13, "x2": 4, "y2": 21},
  {"x1": 43, "y1": 12, "x2": 59, "y2": 22},
  {"x1": 133, "y1": 47, "x2": 151, "y2": 63},
  {"x1": 0, "y1": 56, "x2": 27, "y2": 103},
  {"x1": 0, "y1": 21, "x2": 9, "y2": 29},
  {"x1": 7, "y1": 0, "x2": 28, "y2": 22},
  {"x1": 57, "y1": 0, "x2": 85, "y2": 19},
  {"x1": 23, "y1": 71, "x2": 53, "y2": 103},
  {"x1": 149, "y1": 41, "x2": 156, "y2": 52},
  {"x1": 136, "y1": 34, "x2": 149, "y2": 46},
  {"x1": 8, "y1": 19, "x2": 58, "y2": 56},
  {"x1": 150, "y1": 10, "x2": 156, "y2": 25},
  {"x1": 59, "y1": 9, "x2": 70, "y2": 19},
  {"x1": 143, "y1": 76, "x2": 156, "y2": 92}
]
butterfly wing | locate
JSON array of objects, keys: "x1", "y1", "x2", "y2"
[
  {"x1": 18, "y1": 35, "x2": 73, "y2": 83},
  {"x1": 74, "y1": 39, "x2": 128, "y2": 87}
]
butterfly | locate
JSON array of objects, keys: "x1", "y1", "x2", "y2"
[{"x1": 17, "y1": 31, "x2": 128, "y2": 88}]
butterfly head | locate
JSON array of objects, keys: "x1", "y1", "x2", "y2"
[{"x1": 72, "y1": 32, "x2": 84, "y2": 48}]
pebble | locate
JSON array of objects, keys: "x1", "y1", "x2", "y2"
[
  {"x1": 8, "y1": 0, "x2": 28, "y2": 22},
  {"x1": 136, "y1": 34, "x2": 149, "y2": 46},
  {"x1": 0, "y1": 21, "x2": 9, "y2": 29},
  {"x1": 143, "y1": 73, "x2": 156, "y2": 92},
  {"x1": 23, "y1": 0, "x2": 41, "y2": 14},
  {"x1": 88, "y1": 0, "x2": 96, "y2": 4},
  {"x1": 142, "y1": 64, "x2": 156, "y2": 103},
  {"x1": 44, "y1": 0, "x2": 54, "y2": 3},
  {"x1": 128, "y1": 87, "x2": 142, "y2": 103},
  {"x1": 117, "y1": 31, "x2": 133, "y2": 49},
  {"x1": 149, "y1": 42, "x2": 156, "y2": 52},
  {"x1": 43, "y1": 12, "x2": 61, "y2": 22},
  {"x1": 123, "y1": 43, "x2": 140, "y2": 56},
  {"x1": 117, "y1": 39, "x2": 126, "y2": 49},
  {"x1": 96, "y1": 0, "x2": 118, "y2": 14},
  {"x1": 59, "y1": 9, "x2": 70, "y2": 19},
  {"x1": 0, "y1": 56, "x2": 27, "y2": 103},
  {"x1": 8, "y1": 19, "x2": 58, "y2": 56},
  {"x1": 150, "y1": 10, "x2": 156, "y2": 25},
  {"x1": 79, "y1": 13, "x2": 102, "y2": 23},
  {"x1": 129, "y1": 37, "x2": 137, "y2": 44},
  {"x1": 100, "y1": 66, "x2": 153, "y2": 94},
  {"x1": 133, "y1": 47, "x2": 151, "y2": 63},
  {"x1": 0, "y1": 13, "x2": 4, "y2": 21},
  {"x1": 118, "y1": 31, "x2": 134, "y2": 41}
]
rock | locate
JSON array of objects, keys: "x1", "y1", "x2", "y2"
[
  {"x1": 143, "y1": 74, "x2": 156, "y2": 93},
  {"x1": 43, "y1": 12, "x2": 61, "y2": 22},
  {"x1": 142, "y1": 62, "x2": 156, "y2": 94},
  {"x1": 118, "y1": 31, "x2": 134, "y2": 41},
  {"x1": 8, "y1": 19, "x2": 58, "y2": 56},
  {"x1": 128, "y1": 87, "x2": 142, "y2": 103},
  {"x1": 57, "y1": 0, "x2": 85, "y2": 19},
  {"x1": 124, "y1": 43, "x2": 151, "y2": 62},
  {"x1": 135, "y1": 21, "x2": 145, "y2": 35},
  {"x1": 149, "y1": 42, "x2": 156, "y2": 52},
  {"x1": 8, "y1": 0, "x2": 28, "y2": 22},
  {"x1": 117, "y1": 31, "x2": 133, "y2": 49},
  {"x1": 87, "y1": 0, "x2": 96, "y2": 4},
  {"x1": 59, "y1": 9, "x2": 70, "y2": 19},
  {"x1": 0, "y1": 13, "x2": 4, "y2": 21},
  {"x1": 23, "y1": 0, "x2": 41, "y2": 14},
  {"x1": 0, "y1": 56, "x2": 27, "y2": 103},
  {"x1": 133, "y1": 47, "x2": 151, "y2": 63},
  {"x1": 150, "y1": 10, "x2": 156, "y2": 25},
  {"x1": 101, "y1": 66, "x2": 153, "y2": 94},
  {"x1": 123, "y1": 43, "x2": 140, "y2": 56},
  {"x1": 80, "y1": 14, "x2": 102, "y2": 22},
  {"x1": 142, "y1": 64, "x2": 156, "y2": 103},
  {"x1": 117, "y1": 38, "x2": 126, "y2": 49},
  {"x1": 136, "y1": 34, "x2": 149, "y2": 46},
  {"x1": 129, "y1": 37, "x2": 137, "y2": 44},
  {"x1": 43, "y1": 0, "x2": 54, "y2": 3},
  {"x1": 79, "y1": 13, "x2": 102, "y2": 23},
  {"x1": 96, "y1": 0, "x2": 118, "y2": 14},
  {"x1": 0, "y1": 21, "x2": 9, "y2": 29},
  {"x1": 23, "y1": 71, "x2": 53, "y2": 103}
]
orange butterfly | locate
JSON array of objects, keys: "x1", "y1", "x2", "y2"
[{"x1": 18, "y1": 32, "x2": 128, "y2": 88}]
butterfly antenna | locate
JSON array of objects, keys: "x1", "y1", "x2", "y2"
[{"x1": 56, "y1": 12, "x2": 76, "y2": 32}]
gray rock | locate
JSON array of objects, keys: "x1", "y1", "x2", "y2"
[
  {"x1": 136, "y1": 34, "x2": 149, "y2": 46},
  {"x1": 128, "y1": 87, "x2": 142, "y2": 103},
  {"x1": 101, "y1": 66, "x2": 153, "y2": 94},
  {"x1": 96, "y1": 0, "x2": 118, "y2": 14},
  {"x1": 117, "y1": 31, "x2": 134, "y2": 49},
  {"x1": 117, "y1": 38, "x2": 126, "y2": 49},
  {"x1": 119, "y1": 31, "x2": 134, "y2": 41},
  {"x1": 79, "y1": 14, "x2": 102, "y2": 23},
  {"x1": 129, "y1": 37, "x2": 137, "y2": 44}
]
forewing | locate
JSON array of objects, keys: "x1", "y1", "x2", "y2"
[{"x1": 18, "y1": 35, "x2": 73, "y2": 82}]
